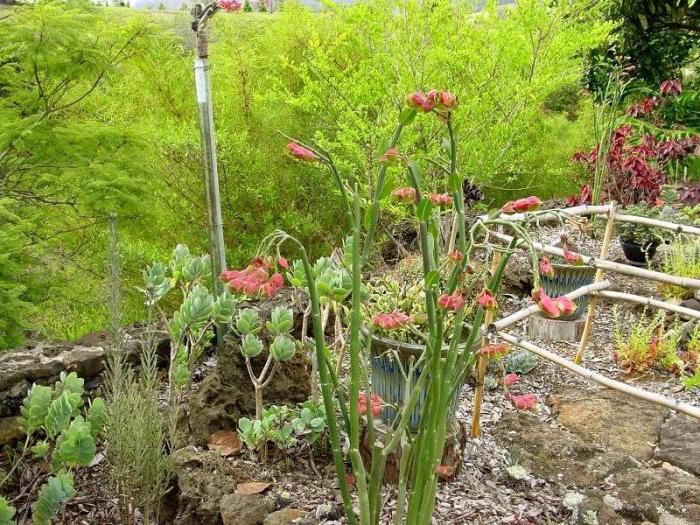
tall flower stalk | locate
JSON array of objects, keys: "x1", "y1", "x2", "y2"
[{"x1": 266, "y1": 91, "x2": 547, "y2": 525}]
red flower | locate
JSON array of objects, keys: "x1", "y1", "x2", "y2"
[
  {"x1": 563, "y1": 250, "x2": 584, "y2": 266},
  {"x1": 448, "y1": 250, "x2": 464, "y2": 262},
  {"x1": 277, "y1": 257, "x2": 289, "y2": 270},
  {"x1": 438, "y1": 292, "x2": 465, "y2": 311},
  {"x1": 500, "y1": 196, "x2": 542, "y2": 213},
  {"x1": 507, "y1": 393, "x2": 537, "y2": 411},
  {"x1": 531, "y1": 287, "x2": 560, "y2": 318},
  {"x1": 435, "y1": 464, "x2": 456, "y2": 478},
  {"x1": 476, "y1": 289, "x2": 498, "y2": 311},
  {"x1": 553, "y1": 296, "x2": 576, "y2": 316},
  {"x1": 380, "y1": 148, "x2": 401, "y2": 165},
  {"x1": 391, "y1": 187, "x2": 417, "y2": 204},
  {"x1": 538, "y1": 257, "x2": 554, "y2": 278},
  {"x1": 503, "y1": 373, "x2": 519, "y2": 387},
  {"x1": 222, "y1": 258, "x2": 284, "y2": 298},
  {"x1": 406, "y1": 92, "x2": 435, "y2": 112},
  {"x1": 217, "y1": 0, "x2": 242, "y2": 11},
  {"x1": 287, "y1": 142, "x2": 320, "y2": 162},
  {"x1": 358, "y1": 393, "x2": 383, "y2": 417},
  {"x1": 476, "y1": 342, "x2": 510, "y2": 359},
  {"x1": 372, "y1": 310, "x2": 410, "y2": 331},
  {"x1": 427, "y1": 90, "x2": 458, "y2": 111},
  {"x1": 428, "y1": 193, "x2": 454, "y2": 207},
  {"x1": 660, "y1": 79, "x2": 682, "y2": 97}
]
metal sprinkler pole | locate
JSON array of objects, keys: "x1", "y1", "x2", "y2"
[{"x1": 192, "y1": 3, "x2": 227, "y2": 299}]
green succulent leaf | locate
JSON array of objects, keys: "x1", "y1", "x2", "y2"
[
  {"x1": 416, "y1": 199, "x2": 433, "y2": 221},
  {"x1": 19, "y1": 384, "x2": 53, "y2": 436},
  {"x1": 269, "y1": 335, "x2": 296, "y2": 361},
  {"x1": 141, "y1": 262, "x2": 171, "y2": 305},
  {"x1": 212, "y1": 293, "x2": 237, "y2": 324},
  {"x1": 266, "y1": 306, "x2": 294, "y2": 335},
  {"x1": 87, "y1": 398, "x2": 106, "y2": 438},
  {"x1": 52, "y1": 416, "x2": 96, "y2": 471},
  {"x1": 54, "y1": 372, "x2": 84, "y2": 399},
  {"x1": 182, "y1": 254, "x2": 211, "y2": 282},
  {"x1": 241, "y1": 333, "x2": 263, "y2": 358},
  {"x1": 0, "y1": 496, "x2": 16, "y2": 525},
  {"x1": 31, "y1": 440, "x2": 51, "y2": 460},
  {"x1": 32, "y1": 471, "x2": 75, "y2": 525},
  {"x1": 44, "y1": 393, "x2": 76, "y2": 439},
  {"x1": 235, "y1": 308, "x2": 260, "y2": 335}
]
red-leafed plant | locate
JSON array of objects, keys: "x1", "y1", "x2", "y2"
[{"x1": 568, "y1": 79, "x2": 699, "y2": 207}]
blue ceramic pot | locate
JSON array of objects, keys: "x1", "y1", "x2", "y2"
[
  {"x1": 539, "y1": 263, "x2": 596, "y2": 320},
  {"x1": 367, "y1": 330, "x2": 466, "y2": 433}
]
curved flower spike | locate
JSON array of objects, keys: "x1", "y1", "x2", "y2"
[
  {"x1": 500, "y1": 196, "x2": 543, "y2": 214},
  {"x1": 287, "y1": 142, "x2": 320, "y2": 162}
]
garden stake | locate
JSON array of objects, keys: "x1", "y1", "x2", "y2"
[
  {"x1": 470, "y1": 231, "x2": 502, "y2": 438},
  {"x1": 575, "y1": 203, "x2": 616, "y2": 364}
]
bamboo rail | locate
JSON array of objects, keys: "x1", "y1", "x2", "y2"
[
  {"x1": 489, "y1": 280, "x2": 612, "y2": 332},
  {"x1": 497, "y1": 331, "x2": 700, "y2": 420},
  {"x1": 490, "y1": 231, "x2": 700, "y2": 289},
  {"x1": 590, "y1": 290, "x2": 700, "y2": 320}
]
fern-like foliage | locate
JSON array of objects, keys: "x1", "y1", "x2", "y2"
[
  {"x1": 0, "y1": 496, "x2": 16, "y2": 525},
  {"x1": 19, "y1": 384, "x2": 53, "y2": 436},
  {"x1": 32, "y1": 471, "x2": 75, "y2": 525}
]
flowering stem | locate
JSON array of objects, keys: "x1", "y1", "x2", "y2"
[{"x1": 361, "y1": 122, "x2": 406, "y2": 265}]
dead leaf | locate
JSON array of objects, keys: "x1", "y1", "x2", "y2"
[
  {"x1": 236, "y1": 481, "x2": 271, "y2": 495},
  {"x1": 208, "y1": 430, "x2": 243, "y2": 457}
]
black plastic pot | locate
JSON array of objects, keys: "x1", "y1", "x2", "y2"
[{"x1": 619, "y1": 237, "x2": 660, "y2": 267}]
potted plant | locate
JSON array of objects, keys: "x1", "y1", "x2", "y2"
[
  {"x1": 362, "y1": 263, "x2": 485, "y2": 431},
  {"x1": 617, "y1": 204, "x2": 666, "y2": 266},
  {"x1": 537, "y1": 239, "x2": 594, "y2": 321}
]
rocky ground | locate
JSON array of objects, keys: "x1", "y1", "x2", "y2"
[{"x1": 2, "y1": 221, "x2": 699, "y2": 525}]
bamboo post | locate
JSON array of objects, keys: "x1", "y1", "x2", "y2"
[
  {"x1": 574, "y1": 203, "x2": 616, "y2": 364},
  {"x1": 497, "y1": 331, "x2": 700, "y2": 420},
  {"x1": 470, "y1": 231, "x2": 502, "y2": 437}
]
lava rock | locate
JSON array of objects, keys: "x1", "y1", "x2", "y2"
[{"x1": 220, "y1": 493, "x2": 269, "y2": 525}]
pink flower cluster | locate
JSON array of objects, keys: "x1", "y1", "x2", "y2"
[
  {"x1": 358, "y1": 393, "x2": 383, "y2": 417},
  {"x1": 507, "y1": 393, "x2": 537, "y2": 411},
  {"x1": 500, "y1": 196, "x2": 542, "y2": 214},
  {"x1": 448, "y1": 250, "x2": 464, "y2": 262},
  {"x1": 476, "y1": 289, "x2": 498, "y2": 311},
  {"x1": 405, "y1": 90, "x2": 458, "y2": 113},
  {"x1": 538, "y1": 257, "x2": 554, "y2": 278},
  {"x1": 221, "y1": 257, "x2": 285, "y2": 298},
  {"x1": 391, "y1": 187, "x2": 417, "y2": 203},
  {"x1": 563, "y1": 249, "x2": 584, "y2": 266},
  {"x1": 372, "y1": 310, "x2": 410, "y2": 331},
  {"x1": 503, "y1": 373, "x2": 519, "y2": 387},
  {"x1": 428, "y1": 193, "x2": 454, "y2": 207},
  {"x1": 217, "y1": 0, "x2": 242, "y2": 11},
  {"x1": 286, "y1": 142, "x2": 320, "y2": 163},
  {"x1": 380, "y1": 148, "x2": 402, "y2": 165},
  {"x1": 531, "y1": 288, "x2": 576, "y2": 318},
  {"x1": 438, "y1": 291, "x2": 465, "y2": 311},
  {"x1": 476, "y1": 342, "x2": 510, "y2": 360}
]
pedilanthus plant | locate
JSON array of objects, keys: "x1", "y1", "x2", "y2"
[{"x1": 231, "y1": 91, "x2": 560, "y2": 524}]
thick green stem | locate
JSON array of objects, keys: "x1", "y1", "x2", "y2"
[
  {"x1": 361, "y1": 122, "x2": 405, "y2": 265},
  {"x1": 298, "y1": 247, "x2": 357, "y2": 525}
]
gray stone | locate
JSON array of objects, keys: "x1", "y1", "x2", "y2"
[
  {"x1": 656, "y1": 414, "x2": 700, "y2": 476},
  {"x1": 548, "y1": 386, "x2": 666, "y2": 460},
  {"x1": 220, "y1": 493, "x2": 268, "y2": 525},
  {"x1": 263, "y1": 508, "x2": 307, "y2": 525}
]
